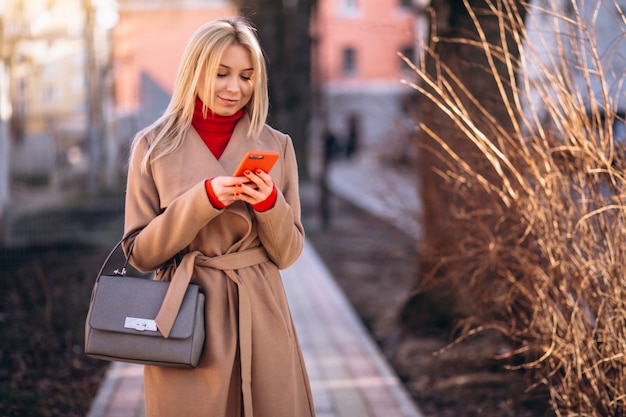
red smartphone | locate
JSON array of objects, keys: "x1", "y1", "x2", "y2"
[{"x1": 233, "y1": 151, "x2": 279, "y2": 176}]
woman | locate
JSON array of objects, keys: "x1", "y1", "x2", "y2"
[{"x1": 123, "y1": 17, "x2": 316, "y2": 417}]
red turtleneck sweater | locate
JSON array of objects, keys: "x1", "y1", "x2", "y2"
[
  {"x1": 192, "y1": 97, "x2": 243, "y2": 159},
  {"x1": 194, "y1": 98, "x2": 277, "y2": 212}
]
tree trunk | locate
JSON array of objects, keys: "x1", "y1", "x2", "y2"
[
  {"x1": 401, "y1": 0, "x2": 526, "y2": 329},
  {"x1": 234, "y1": 0, "x2": 316, "y2": 180},
  {"x1": 0, "y1": 59, "x2": 10, "y2": 244}
]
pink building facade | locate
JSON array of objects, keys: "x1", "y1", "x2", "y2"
[
  {"x1": 112, "y1": 0, "x2": 419, "y2": 161},
  {"x1": 311, "y1": 0, "x2": 418, "y2": 158},
  {"x1": 113, "y1": 1, "x2": 236, "y2": 122}
]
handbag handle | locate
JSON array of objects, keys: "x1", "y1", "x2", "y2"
[
  {"x1": 96, "y1": 229, "x2": 141, "y2": 281},
  {"x1": 96, "y1": 228, "x2": 195, "y2": 339}
]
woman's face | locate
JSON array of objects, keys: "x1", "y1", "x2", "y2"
[{"x1": 197, "y1": 44, "x2": 254, "y2": 116}]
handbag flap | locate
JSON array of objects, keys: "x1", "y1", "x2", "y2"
[{"x1": 89, "y1": 275, "x2": 202, "y2": 339}]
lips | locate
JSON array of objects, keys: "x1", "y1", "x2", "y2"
[{"x1": 219, "y1": 96, "x2": 239, "y2": 106}]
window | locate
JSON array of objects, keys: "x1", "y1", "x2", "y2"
[
  {"x1": 338, "y1": 0, "x2": 360, "y2": 17},
  {"x1": 340, "y1": 0, "x2": 358, "y2": 10},
  {"x1": 342, "y1": 47, "x2": 357, "y2": 76}
]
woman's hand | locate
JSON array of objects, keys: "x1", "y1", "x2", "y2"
[
  {"x1": 233, "y1": 169, "x2": 274, "y2": 205},
  {"x1": 210, "y1": 169, "x2": 273, "y2": 206},
  {"x1": 210, "y1": 176, "x2": 243, "y2": 207}
]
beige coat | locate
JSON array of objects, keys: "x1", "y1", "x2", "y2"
[{"x1": 123, "y1": 114, "x2": 316, "y2": 417}]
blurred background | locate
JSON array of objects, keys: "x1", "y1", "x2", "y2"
[
  {"x1": 0, "y1": 1, "x2": 428, "y2": 416},
  {"x1": 0, "y1": 0, "x2": 427, "y2": 245},
  {"x1": 4, "y1": 1, "x2": 626, "y2": 416}
]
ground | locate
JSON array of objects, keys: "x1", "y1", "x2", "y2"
[
  {"x1": 302, "y1": 187, "x2": 554, "y2": 417},
  {"x1": 0, "y1": 183, "x2": 554, "y2": 416},
  {"x1": 0, "y1": 199, "x2": 122, "y2": 417}
]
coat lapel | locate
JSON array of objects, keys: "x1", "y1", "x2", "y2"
[
  {"x1": 219, "y1": 114, "x2": 254, "y2": 175},
  {"x1": 152, "y1": 116, "x2": 256, "y2": 219}
]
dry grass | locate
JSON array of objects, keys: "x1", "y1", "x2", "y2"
[{"x1": 403, "y1": 0, "x2": 626, "y2": 415}]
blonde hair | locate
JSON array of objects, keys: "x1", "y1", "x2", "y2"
[{"x1": 133, "y1": 17, "x2": 269, "y2": 173}]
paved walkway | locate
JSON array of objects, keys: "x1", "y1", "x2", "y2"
[{"x1": 326, "y1": 156, "x2": 421, "y2": 238}]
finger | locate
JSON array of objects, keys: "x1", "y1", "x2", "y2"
[
  {"x1": 214, "y1": 175, "x2": 242, "y2": 187},
  {"x1": 210, "y1": 177, "x2": 243, "y2": 206},
  {"x1": 252, "y1": 169, "x2": 272, "y2": 185},
  {"x1": 245, "y1": 170, "x2": 273, "y2": 191},
  {"x1": 238, "y1": 184, "x2": 272, "y2": 203}
]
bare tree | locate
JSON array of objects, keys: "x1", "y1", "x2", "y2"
[
  {"x1": 232, "y1": 0, "x2": 317, "y2": 179},
  {"x1": 401, "y1": 0, "x2": 526, "y2": 327},
  {"x1": 402, "y1": 0, "x2": 626, "y2": 414}
]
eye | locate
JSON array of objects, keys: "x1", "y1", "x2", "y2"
[
  {"x1": 217, "y1": 73, "x2": 228, "y2": 78},
  {"x1": 240, "y1": 75, "x2": 252, "y2": 81}
]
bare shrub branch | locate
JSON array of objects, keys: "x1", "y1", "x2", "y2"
[{"x1": 406, "y1": 0, "x2": 626, "y2": 414}]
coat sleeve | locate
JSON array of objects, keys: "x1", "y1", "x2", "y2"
[
  {"x1": 123, "y1": 136, "x2": 223, "y2": 272},
  {"x1": 254, "y1": 135, "x2": 305, "y2": 269}
]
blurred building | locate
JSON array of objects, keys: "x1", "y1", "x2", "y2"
[
  {"x1": 113, "y1": 0, "x2": 235, "y2": 139},
  {"x1": 311, "y1": 0, "x2": 423, "y2": 161},
  {"x1": 0, "y1": 0, "x2": 422, "y2": 212},
  {"x1": 522, "y1": 0, "x2": 626, "y2": 137},
  {"x1": 0, "y1": 0, "x2": 117, "y2": 197},
  {"x1": 7, "y1": 1, "x2": 89, "y2": 140},
  {"x1": 112, "y1": 0, "x2": 423, "y2": 163}
]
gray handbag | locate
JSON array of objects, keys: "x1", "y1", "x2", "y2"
[{"x1": 84, "y1": 237, "x2": 205, "y2": 368}]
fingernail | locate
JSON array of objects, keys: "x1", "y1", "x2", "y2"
[
  {"x1": 234, "y1": 192, "x2": 240, "y2": 197},
  {"x1": 236, "y1": 183, "x2": 242, "y2": 188},
  {"x1": 255, "y1": 169, "x2": 262, "y2": 174},
  {"x1": 244, "y1": 170, "x2": 251, "y2": 175}
]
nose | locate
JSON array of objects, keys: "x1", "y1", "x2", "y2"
[{"x1": 226, "y1": 75, "x2": 240, "y2": 93}]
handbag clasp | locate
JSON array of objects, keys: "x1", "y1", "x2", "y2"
[{"x1": 124, "y1": 317, "x2": 158, "y2": 332}]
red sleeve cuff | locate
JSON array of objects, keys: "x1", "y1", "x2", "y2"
[
  {"x1": 252, "y1": 184, "x2": 277, "y2": 212},
  {"x1": 205, "y1": 179, "x2": 227, "y2": 210}
]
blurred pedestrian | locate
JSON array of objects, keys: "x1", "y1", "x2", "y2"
[
  {"x1": 345, "y1": 113, "x2": 359, "y2": 158},
  {"x1": 320, "y1": 125, "x2": 338, "y2": 228},
  {"x1": 122, "y1": 17, "x2": 315, "y2": 417}
]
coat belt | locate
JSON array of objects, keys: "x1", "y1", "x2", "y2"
[{"x1": 154, "y1": 246, "x2": 269, "y2": 417}]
